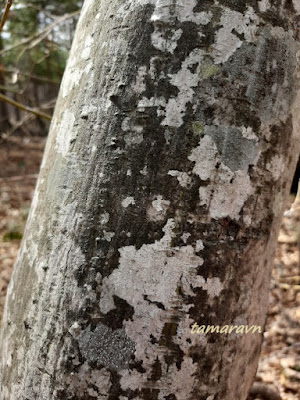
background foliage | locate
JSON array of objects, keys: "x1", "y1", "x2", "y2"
[{"x1": 0, "y1": 0, "x2": 83, "y2": 136}]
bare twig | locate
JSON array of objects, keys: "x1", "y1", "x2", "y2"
[
  {"x1": 3, "y1": 68, "x2": 61, "y2": 85},
  {"x1": 26, "y1": 3, "x2": 54, "y2": 20},
  {"x1": 3, "y1": 112, "x2": 35, "y2": 137},
  {"x1": 0, "y1": 10, "x2": 80, "y2": 56},
  {"x1": 0, "y1": 84, "x2": 22, "y2": 95},
  {"x1": 0, "y1": 93, "x2": 51, "y2": 120},
  {"x1": 0, "y1": 0, "x2": 12, "y2": 34}
]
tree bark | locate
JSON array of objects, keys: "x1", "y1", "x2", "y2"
[{"x1": 1, "y1": 1, "x2": 300, "y2": 399}]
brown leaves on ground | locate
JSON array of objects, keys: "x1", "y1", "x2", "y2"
[{"x1": 251, "y1": 194, "x2": 300, "y2": 400}]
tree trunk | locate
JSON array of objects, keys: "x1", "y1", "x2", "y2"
[{"x1": 1, "y1": 1, "x2": 300, "y2": 399}]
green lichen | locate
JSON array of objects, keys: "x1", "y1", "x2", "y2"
[
  {"x1": 175, "y1": 286, "x2": 185, "y2": 296},
  {"x1": 192, "y1": 121, "x2": 204, "y2": 135},
  {"x1": 199, "y1": 60, "x2": 219, "y2": 79}
]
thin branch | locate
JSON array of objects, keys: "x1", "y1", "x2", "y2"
[
  {"x1": 3, "y1": 68, "x2": 61, "y2": 85},
  {"x1": 0, "y1": 0, "x2": 12, "y2": 34},
  {"x1": 0, "y1": 10, "x2": 80, "y2": 56},
  {"x1": 3, "y1": 112, "x2": 35, "y2": 137},
  {"x1": 26, "y1": 4, "x2": 54, "y2": 20},
  {"x1": 0, "y1": 93, "x2": 51, "y2": 120},
  {"x1": 0, "y1": 83, "x2": 22, "y2": 94}
]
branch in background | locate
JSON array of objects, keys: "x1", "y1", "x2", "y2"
[
  {"x1": 0, "y1": 0, "x2": 12, "y2": 34},
  {"x1": 0, "y1": 96, "x2": 56, "y2": 140},
  {"x1": 26, "y1": 3, "x2": 56, "y2": 20},
  {"x1": 0, "y1": 83, "x2": 22, "y2": 94},
  {"x1": 0, "y1": 10, "x2": 80, "y2": 56},
  {"x1": 0, "y1": 93, "x2": 51, "y2": 120},
  {"x1": 3, "y1": 112, "x2": 35, "y2": 138},
  {"x1": 7, "y1": 70, "x2": 60, "y2": 85}
]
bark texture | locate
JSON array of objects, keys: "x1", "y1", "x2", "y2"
[{"x1": 1, "y1": 1, "x2": 300, "y2": 399}]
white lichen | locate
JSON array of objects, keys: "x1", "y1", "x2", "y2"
[
  {"x1": 137, "y1": 96, "x2": 166, "y2": 116},
  {"x1": 181, "y1": 233, "x2": 191, "y2": 243},
  {"x1": 243, "y1": 215, "x2": 252, "y2": 227},
  {"x1": 67, "y1": 363, "x2": 111, "y2": 399},
  {"x1": 103, "y1": 231, "x2": 115, "y2": 242},
  {"x1": 61, "y1": 61, "x2": 93, "y2": 99},
  {"x1": 100, "y1": 213, "x2": 110, "y2": 225},
  {"x1": 151, "y1": 27, "x2": 183, "y2": 54},
  {"x1": 198, "y1": 277, "x2": 223, "y2": 299},
  {"x1": 162, "y1": 49, "x2": 205, "y2": 127},
  {"x1": 188, "y1": 135, "x2": 219, "y2": 180},
  {"x1": 168, "y1": 170, "x2": 192, "y2": 187},
  {"x1": 258, "y1": 0, "x2": 271, "y2": 12},
  {"x1": 195, "y1": 240, "x2": 204, "y2": 252},
  {"x1": 188, "y1": 131, "x2": 255, "y2": 220},
  {"x1": 80, "y1": 104, "x2": 98, "y2": 119},
  {"x1": 150, "y1": 0, "x2": 212, "y2": 25},
  {"x1": 147, "y1": 195, "x2": 170, "y2": 221},
  {"x1": 132, "y1": 66, "x2": 147, "y2": 94},
  {"x1": 293, "y1": 0, "x2": 300, "y2": 14},
  {"x1": 266, "y1": 155, "x2": 285, "y2": 181},
  {"x1": 199, "y1": 167, "x2": 253, "y2": 220},
  {"x1": 139, "y1": 165, "x2": 148, "y2": 175},
  {"x1": 55, "y1": 110, "x2": 76, "y2": 157},
  {"x1": 212, "y1": 7, "x2": 259, "y2": 64},
  {"x1": 81, "y1": 34, "x2": 94, "y2": 60},
  {"x1": 241, "y1": 126, "x2": 259, "y2": 142},
  {"x1": 122, "y1": 197, "x2": 136, "y2": 208},
  {"x1": 99, "y1": 217, "x2": 222, "y2": 392}
]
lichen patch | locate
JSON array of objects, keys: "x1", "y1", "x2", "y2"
[
  {"x1": 150, "y1": 0, "x2": 212, "y2": 25},
  {"x1": 54, "y1": 110, "x2": 76, "y2": 157},
  {"x1": 168, "y1": 170, "x2": 192, "y2": 188},
  {"x1": 266, "y1": 155, "x2": 286, "y2": 181},
  {"x1": 147, "y1": 195, "x2": 170, "y2": 221},
  {"x1": 67, "y1": 362, "x2": 111, "y2": 399},
  {"x1": 99, "y1": 217, "x2": 223, "y2": 389},
  {"x1": 78, "y1": 323, "x2": 135, "y2": 371},
  {"x1": 162, "y1": 49, "x2": 205, "y2": 127},
  {"x1": 122, "y1": 197, "x2": 136, "y2": 208},
  {"x1": 151, "y1": 27, "x2": 183, "y2": 54},
  {"x1": 212, "y1": 7, "x2": 259, "y2": 64}
]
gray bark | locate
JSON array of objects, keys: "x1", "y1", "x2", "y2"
[{"x1": 1, "y1": 1, "x2": 300, "y2": 399}]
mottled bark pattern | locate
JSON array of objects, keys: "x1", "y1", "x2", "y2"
[{"x1": 1, "y1": 1, "x2": 300, "y2": 399}]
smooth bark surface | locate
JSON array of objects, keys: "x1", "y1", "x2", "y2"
[{"x1": 1, "y1": 1, "x2": 300, "y2": 399}]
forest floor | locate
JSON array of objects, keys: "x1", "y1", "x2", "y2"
[{"x1": 0, "y1": 135, "x2": 299, "y2": 400}]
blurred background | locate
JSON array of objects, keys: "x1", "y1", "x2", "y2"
[{"x1": 0, "y1": 1, "x2": 299, "y2": 400}]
